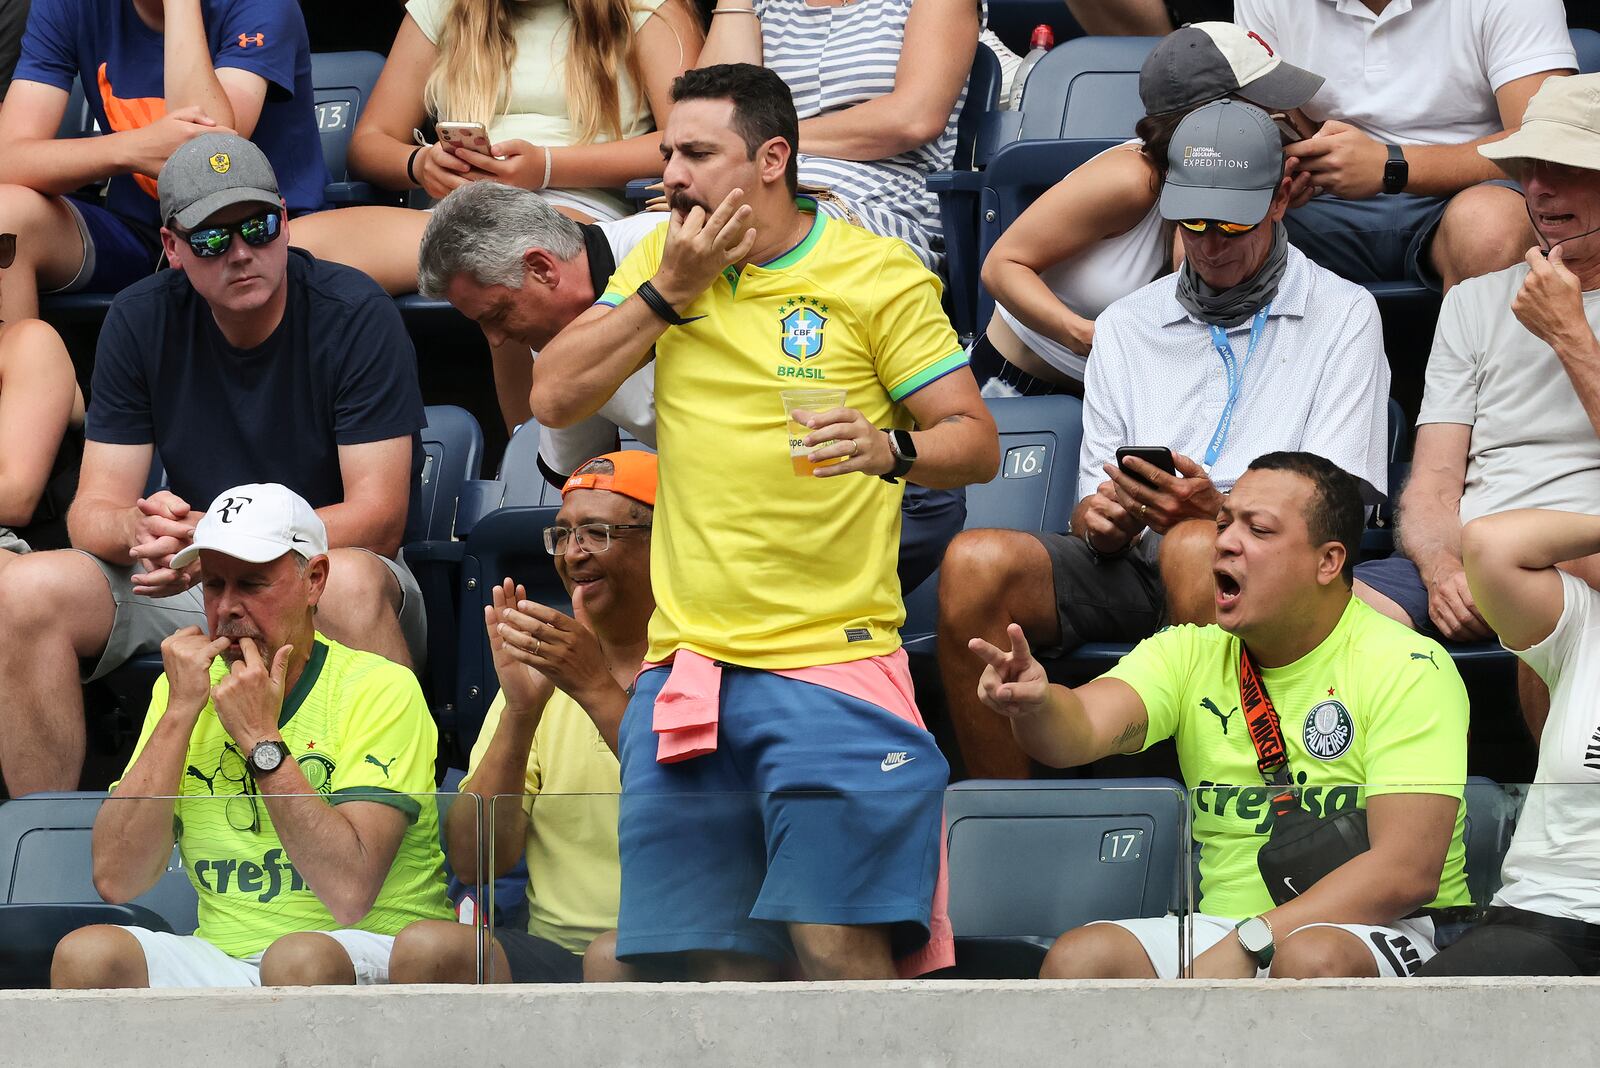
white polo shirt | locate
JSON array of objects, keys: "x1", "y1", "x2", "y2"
[
  {"x1": 536, "y1": 212, "x2": 665, "y2": 477},
  {"x1": 1079, "y1": 242, "x2": 1390, "y2": 504},
  {"x1": 1234, "y1": 0, "x2": 1576, "y2": 146}
]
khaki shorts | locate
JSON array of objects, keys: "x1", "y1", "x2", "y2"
[{"x1": 77, "y1": 548, "x2": 427, "y2": 682}]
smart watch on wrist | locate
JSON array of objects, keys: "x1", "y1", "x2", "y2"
[
  {"x1": 1382, "y1": 144, "x2": 1408, "y2": 195},
  {"x1": 247, "y1": 739, "x2": 291, "y2": 776},
  {"x1": 1235, "y1": 915, "x2": 1276, "y2": 968},
  {"x1": 880, "y1": 428, "x2": 917, "y2": 482}
]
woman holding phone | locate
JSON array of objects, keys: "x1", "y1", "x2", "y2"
[
  {"x1": 291, "y1": 0, "x2": 705, "y2": 293},
  {"x1": 973, "y1": 22, "x2": 1321, "y2": 397}
]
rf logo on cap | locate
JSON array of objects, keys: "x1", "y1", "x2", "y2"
[
  {"x1": 209, "y1": 153, "x2": 231, "y2": 175},
  {"x1": 216, "y1": 497, "x2": 252, "y2": 523}
]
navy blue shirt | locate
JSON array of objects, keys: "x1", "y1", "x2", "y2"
[
  {"x1": 14, "y1": 0, "x2": 328, "y2": 228},
  {"x1": 86, "y1": 250, "x2": 425, "y2": 539}
]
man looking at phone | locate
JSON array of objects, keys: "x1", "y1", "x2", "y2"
[
  {"x1": 939, "y1": 100, "x2": 1390, "y2": 778},
  {"x1": 0, "y1": 133, "x2": 426, "y2": 797},
  {"x1": 973, "y1": 452, "x2": 1470, "y2": 980},
  {"x1": 531, "y1": 64, "x2": 998, "y2": 980},
  {"x1": 0, "y1": 0, "x2": 328, "y2": 320}
]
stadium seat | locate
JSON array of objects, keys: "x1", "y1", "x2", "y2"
[
  {"x1": 984, "y1": 35, "x2": 1156, "y2": 153},
  {"x1": 1576, "y1": 29, "x2": 1600, "y2": 75},
  {"x1": 0, "y1": 791, "x2": 197, "y2": 988},
  {"x1": 942, "y1": 777, "x2": 1186, "y2": 978},
  {"x1": 418, "y1": 404, "x2": 486, "y2": 542},
  {"x1": 1461, "y1": 775, "x2": 1522, "y2": 911},
  {"x1": 54, "y1": 77, "x2": 95, "y2": 140},
  {"x1": 310, "y1": 50, "x2": 391, "y2": 206},
  {"x1": 901, "y1": 394, "x2": 1082, "y2": 649},
  {"x1": 954, "y1": 44, "x2": 1004, "y2": 174}
]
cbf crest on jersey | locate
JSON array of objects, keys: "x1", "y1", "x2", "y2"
[
  {"x1": 780, "y1": 302, "x2": 827, "y2": 362},
  {"x1": 1303, "y1": 699, "x2": 1355, "y2": 760}
]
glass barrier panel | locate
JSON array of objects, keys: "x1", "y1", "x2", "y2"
[{"x1": 0, "y1": 789, "x2": 480, "y2": 990}]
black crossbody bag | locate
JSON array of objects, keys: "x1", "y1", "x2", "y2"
[{"x1": 1239, "y1": 646, "x2": 1370, "y2": 906}]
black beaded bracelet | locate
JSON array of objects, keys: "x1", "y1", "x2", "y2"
[
  {"x1": 406, "y1": 147, "x2": 424, "y2": 188},
  {"x1": 636, "y1": 279, "x2": 704, "y2": 326}
]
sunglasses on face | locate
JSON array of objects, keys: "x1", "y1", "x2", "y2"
[
  {"x1": 1177, "y1": 218, "x2": 1261, "y2": 237},
  {"x1": 177, "y1": 211, "x2": 282, "y2": 258}
]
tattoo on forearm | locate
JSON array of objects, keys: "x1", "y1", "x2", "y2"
[{"x1": 1113, "y1": 719, "x2": 1147, "y2": 753}]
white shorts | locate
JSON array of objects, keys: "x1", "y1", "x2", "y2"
[
  {"x1": 1094, "y1": 912, "x2": 1439, "y2": 979},
  {"x1": 120, "y1": 927, "x2": 397, "y2": 988}
]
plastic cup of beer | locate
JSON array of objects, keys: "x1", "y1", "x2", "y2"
[{"x1": 781, "y1": 388, "x2": 848, "y2": 476}]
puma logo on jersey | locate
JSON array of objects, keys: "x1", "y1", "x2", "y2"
[
  {"x1": 364, "y1": 754, "x2": 396, "y2": 778},
  {"x1": 1409, "y1": 650, "x2": 1439, "y2": 669},
  {"x1": 186, "y1": 765, "x2": 219, "y2": 794},
  {"x1": 1200, "y1": 697, "x2": 1236, "y2": 735}
]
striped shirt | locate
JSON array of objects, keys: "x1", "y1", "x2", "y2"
[
  {"x1": 1079, "y1": 244, "x2": 1391, "y2": 506},
  {"x1": 757, "y1": 0, "x2": 978, "y2": 269}
]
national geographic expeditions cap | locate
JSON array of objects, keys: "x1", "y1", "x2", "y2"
[
  {"x1": 158, "y1": 133, "x2": 281, "y2": 231},
  {"x1": 1159, "y1": 100, "x2": 1285, "y2": 226}
]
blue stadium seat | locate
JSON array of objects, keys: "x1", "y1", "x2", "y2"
[
  {"x1": 954, "y1": 44, "x2": 1004, "y2": 174},
  {"x1": 986, "y1": 35, "x2": 1157, "y2": 152},
  {"x1": 1576, "y1": 29, "x2": 1600, "y2": 75},
  {"x1": 1462, "y1": 775, "x2": 1522, "y2": 911},
  {"x1": 310, "y1": 50, "x2": 390, "y2": 206},
  {"x1": 419, "y1": 404, "x2": 486, "y2": 542},
  {"x1": 0, "y1": 791, "x2": 197, "y2": 987},
  {"x1": 901, "y1": 394, "x2": 1081, "y2": 649},
  {"x1": 54, "y1": 78, "x2": 95, "y2": 140},
  {"x1": 942, "y1": 777, "x2": 1186, "y2": 978}
]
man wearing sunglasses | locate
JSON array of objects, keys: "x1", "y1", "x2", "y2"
[
  {"x1": 941, "y1": 99, "x2": 1391, "y2": 779},
  {"x1": 390, "y1": 451, "x2": 656, "y2": 985},
  {"x1": 52, "y1": 483, "x2": 451, "y2": 989},
  {"x1": 0, "y1": 133, "x2": 427, "y2": 798}
]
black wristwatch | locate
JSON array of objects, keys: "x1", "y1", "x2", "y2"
[
  {"x1": 880, "y1": 428, "x2": 917, "y2": 482},
  {"x1": 247, "y1": 739, "x2": 291, "y2": 775},
  {"x1": 1382, "y1": 144, "x2": 1408, "y2": 195}
]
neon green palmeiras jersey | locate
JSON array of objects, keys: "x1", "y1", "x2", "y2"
[
  {"x1": 117, "y1": 634, "x2": 452, "y2": 957},
  {"x1": 1105, "y1": 598, "x2": 1472, "y2": 919}
]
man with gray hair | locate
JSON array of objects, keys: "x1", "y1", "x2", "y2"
[{"x1": 419, "y1": 185, "x2": 967, "y2": 594}]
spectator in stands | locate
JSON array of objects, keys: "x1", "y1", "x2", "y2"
[
  {"x1": 1235, "y1": 0, "x2": 1576, "y2": 292},
  {"x1": 291, "y1": 0, "x2": 703, "y2": 436},
  {"x1": 0, "y1": 0, "x2": 327, "y2": 322},
  {"x1": 975, "y1": 22, "x2": 1323, "y2": 396},
  {"x1": 51, "y1": 484, "x2": 451, "y2": 988},
  {"x1": 0, "y1": 134, "x2": 428, "y2": 799},
  {"x1": 973, "y1": 452, "x2": 1471, "y2": 980},
  {"x1": 416, "y1": 181, "x2": 965, "y2": 594},
  {"x1": 1420, "y1": 505, "x2": 1600, "y2": 977},
  {"x1": 693, "y1": 0, "x2": 978, "y2": 271},
  {"x1": 0, "y1": 231, "x2": 83, "y2": 566},
  {"x1": 390, "y1": 452, "x2": 656, "y2": 984},
  {"x1": 940, "y1": 100, "x2": 1390, "y2": 779},
  {"x1": 1352, "y1": 74, "x2": 1600, "y2": 738},
  {"x1": 533, "y1": 64, "x2": 997, "y2": 980}
]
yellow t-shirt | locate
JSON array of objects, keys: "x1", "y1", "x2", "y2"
[
  {"x1": 116, "y1": 635, "x2": 453, "y2": 958},
  {"x1": 598, "y1": 203, "x2": 968, "y2": 667},
  {"x1": 1105, "y1": 598, "x2": 1472, "y2": 919},
  {"x1": 464, "y1": 689, "x2": 620, "y2": 955}
]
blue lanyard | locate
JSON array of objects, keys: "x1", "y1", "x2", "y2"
[{"x1": 1204, "y1": 303, "x2": 1272, "y2": 468}]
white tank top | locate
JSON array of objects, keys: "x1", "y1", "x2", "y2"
[{"x1": 994, "y1": 141, "x2": 1168, "y2": 380}]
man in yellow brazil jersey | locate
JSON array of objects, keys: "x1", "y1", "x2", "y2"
[
  {"x1": 972, "y1": 452, "x2": 1473, "y2": 979},
  {"x1": 531, "y1": 64, "x2": 999, "y2": 980},
  {"x1": 51, "y1": 483, "x2": 450, "y2": 988}
]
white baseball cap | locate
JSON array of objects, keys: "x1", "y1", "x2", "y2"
[{"x1": 171, "y1": 483, "x2": 329, "y2": 569}]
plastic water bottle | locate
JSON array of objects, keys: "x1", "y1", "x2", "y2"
[{"x1": 1007, "y1": 24, "x2": 1056, "y2": 110}]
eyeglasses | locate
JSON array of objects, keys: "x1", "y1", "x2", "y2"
[
  {"x1": 542, "y1": 522, "x2": 651, "y2": 555},
  {"x1": 218, "y1": 742, "x2": 262, "y2": 833},
  {"x1": 0, "y1": 233, "x2": 15, "y2": 270},
  {"x1": 1177, "y1": 218, "x2": 1261, "y2": 237},
  {"x1": 176, "y1": 211, "x2": 283, "y2": 258}
]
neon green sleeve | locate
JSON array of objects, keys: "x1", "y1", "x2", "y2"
[
  {"x1": 328, "y1": 661, "x2": 438, "y2": 823},
  {"x1": 1362, "y1": 637, "x2": 1470, "y2": 799},
  {"x1": 1102, "y1": 626, "x2": 1196, "y2": 750}
]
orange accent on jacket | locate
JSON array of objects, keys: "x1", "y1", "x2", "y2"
[{"x1": 96, "y1": 62, "x2": 165, "y2": 198}]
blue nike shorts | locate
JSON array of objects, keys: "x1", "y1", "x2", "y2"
[{"x1": 615, "y1": 663, "x2": 949, "y2": 964}]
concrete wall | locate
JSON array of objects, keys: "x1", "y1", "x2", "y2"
[{"x1": 1, "y1": 979, "x2": 1594, "y2": 1068}]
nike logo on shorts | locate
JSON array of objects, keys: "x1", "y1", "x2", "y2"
[{"x1": 880, "y1": 751, "x2": 915, "y2": 772}]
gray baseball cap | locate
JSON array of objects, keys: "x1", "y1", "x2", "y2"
[
  {"x1": 1160, "y1": 100, "x2": 1285, "y2": 226},
  {"x1": 158, "y1": 133, "x2": 280, "y2": 231},
  {"x1": 1140, "y1": 22, "x2": 1323, "y2": 116}
]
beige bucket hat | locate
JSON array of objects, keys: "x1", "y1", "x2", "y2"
[{"x1": 1481, "y1": 74, "x2": 1600, "y2": 172}]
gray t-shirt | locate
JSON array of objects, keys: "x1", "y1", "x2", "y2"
[{"x1": 1418, "y1": 262, "x2": 1600, "y2": 524}]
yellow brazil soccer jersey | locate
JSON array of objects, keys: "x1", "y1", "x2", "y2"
[
  {"x1": 597, "y1": 200, "x2": 967, "y2": 668},
  {"x1": 116, "y1": 634, "x2": 453, "y2": 958},
  {"x1": 464, "y1": 690, "x2": 620, "y2": 955},
  {"x1": 1104, "y1": 598, "x2": 1472, "y2": 920}
]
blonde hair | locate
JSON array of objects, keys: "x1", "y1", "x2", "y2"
[{"x1": 424, "y1": 0, "x2": 651, "y2": 145}]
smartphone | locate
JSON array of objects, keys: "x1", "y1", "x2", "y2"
[
  {"x1": 435, "y1": 121, "x2": 493, "y2": 155},
  {"x1": 1116, "y1": 446, "x2": 1177, "y2": 484}
]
